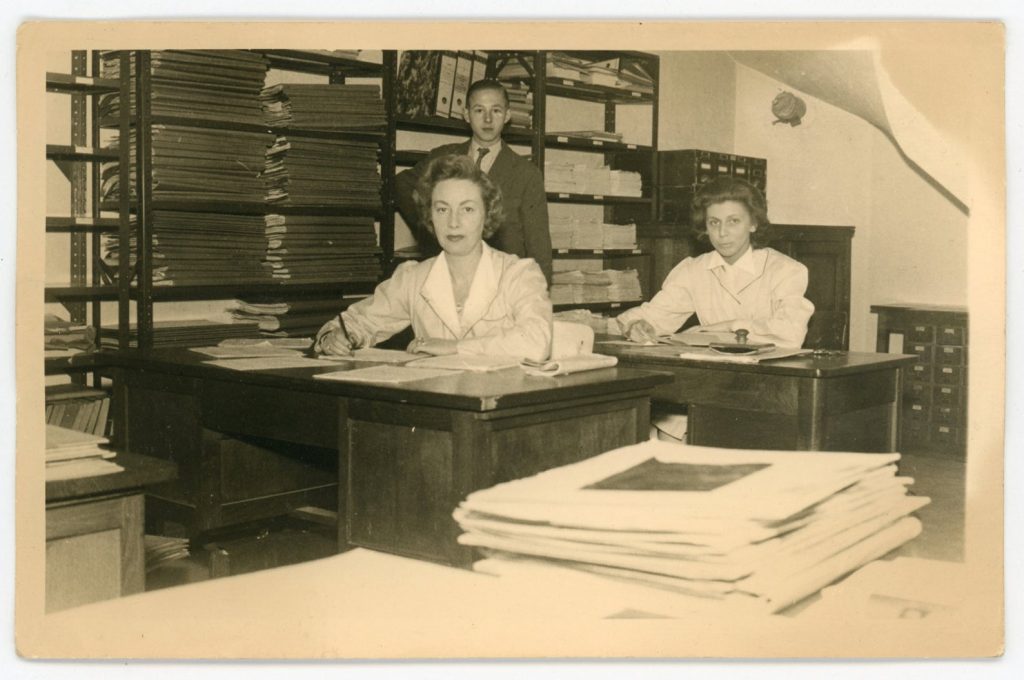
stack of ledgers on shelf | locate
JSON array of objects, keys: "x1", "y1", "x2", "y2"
[
  {"x1": 259, "y1": 83, "x2": 386, "y2": 132},
  {"x1": 145, "y1": 535, "x2": 191, "y2": 573},
  {"x1": 99, "y1": 318, "x2": 261, "y2": 349},
  {"x1": 553, "y1": 309, "x2": 618, "y2": 335},
  {"x1": 44, "y1": 314, "x2": 96, "y2": 358},
  {"x1": 99, "y1": 50, "x2": 269, "y2": 126},
  {"x1": 454, "y1": 440, "x2": 930, "y2": 616},
  {"x1": 229, "y1": 296, "x2": 364, "y2": 338},
  {"x1": 45, "y1": 425, "x2": 123, "y2": 482},
  {"x1": 101, "y1": 125, "x2": 273, "y2": 204},
  {"x1": 45, "y1": 384, "x2": 111, "y2": 437},
  {"x1": 263, "y1": 136, "x2": 381, "y2": 209},
  {"x1": 262, "y1": 214, "x2": 382, "y2": 284},
  {"x1": 549, "y1": 216, "x2": 637, "y2": 250},
  {"x1": 504, "y1": 81, "x2": 534, "y2": 129},
  {"x1": 544, "y1": 52, "x2": 591, "y2": 81},
  {"x1": 101, "y1": 211, "x2": 270, "y2": 286},
  {"x1": 544, "y1": 161, "x2": 643, "y2": 197},
  {"x1": 551, "y1": 268, "x2": 642, "y2": 305},
  {"x1": 553, "y1": 258, "x2": 602, "y2": 274},
  {"x1": 548, "y1": 129, "x2": 624, "y2": 143}
]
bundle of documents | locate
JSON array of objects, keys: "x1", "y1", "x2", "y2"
[
  {"x1": 601, "y1": 222, "x2": 637, "y2": 250},
  {"x1": 45, "y1": 384, "x2": 111, "y2": 437},
  {"x1": 544, "y1": 162, "x2": 643, "y2": 197},
  {"x1": 261, "y1": 214, "x2": 382, "y2": 284},
  {"x1": 504, "y1": 81, "x2": 534, "y2": 129},
  {"x1": 101, "y1": 211, "x2": 269, "y2": 286},
  {"x1": 45, "y1": 425, "x2": 123, "y2": 482},
  {"x1": 100, "y1": 50, "x2": 269, "y2": 126},
  {"x1": 229, "y1": 296, "x2": 351, "y2": 337},
  {"x1": 545, "y1": 52, "x2": 590, "y2": 82},
  {"x1": 554, "y1": 309, "x2": 617, "y2": 335},
  {"x1": 584, "y1": 268, "x2": 642, "y2": 302},
  {"x1": 547, "y1": 129, "x2": 624, "y2": 143},
  {"x1": 615, "y1": 60, "x2": 655, "y2": 94},
  {"x1": 260, "y1": 83, "x2": 386, "y2": 132},
  {"x1": 551, "y1": 218, "x2": 637, "y2": 250},
  {"x1": 454, "y1": 440, "x2": 930, "y2": 615},
  {"x1": 100, "y1": 318, "x2": 261, "y2": 349},
  {"x1": 101, "y1": 125, "x2": 273, "y2": 204},
  {"x1": 44, "y1": 314, "x2": 96, "y2": 357},
  {"x1": 145, "y1": 535, "x2": 192, "y2": 573},
  {"x1": 263, "y1": 136, "x2": 381, "y2": 209}
]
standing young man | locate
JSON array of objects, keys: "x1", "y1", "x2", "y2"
[{"x1": 395, "y1": 79, "x2": 553, "y2": 284}]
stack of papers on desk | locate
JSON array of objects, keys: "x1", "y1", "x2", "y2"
[
  {"x1": 454, "y1": 440, "x2": 929, "y2": 614},
  {"x1": 406, "y1": 354, "x2": 521, "y2": 372},
  {"x1": 521, "y1": 353, "x2": 618, "y2": 377},
  {"x1": 45, "y1": 425, "x2": 123, "y2": 481}
]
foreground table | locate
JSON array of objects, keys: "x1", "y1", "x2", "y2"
[
  {"x1": 597, "y1": 340, "x2": 917, "y2": 452},
  {"x1": 117, "y1": 349, "x2": 671, "y2": 566}
]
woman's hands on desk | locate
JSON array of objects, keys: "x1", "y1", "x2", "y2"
[
  {"x1": 407, "y1": 337, "x2": 458, "y2": 356},
  {"x1": 623, "y1": 319, "x2": 659, "y2": 344}
]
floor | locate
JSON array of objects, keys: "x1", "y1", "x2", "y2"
[{"x1": 895, "y1": 452, "x2": 967, "y2": 562}]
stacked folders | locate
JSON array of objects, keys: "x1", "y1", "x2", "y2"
[
  {"x1": 260, "y1": 83, "x2": 386, "y2": 132},
  {"x1": 455, "y1": 440, "x2": 929, "y2": 615},
  {"x1": 46, "y1": 425, "x2": 123, "y2": 483},
  {"x1": 100, "y1": 51, "x2": 272, "y2": 205},
  {"x1": 263, "y1": 136, "x2": 381, "y2": 209},
  {"x1": 262, "y1": 214, "x2": 382, "y2": 283}
]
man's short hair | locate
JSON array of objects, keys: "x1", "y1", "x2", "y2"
[{"x1": 466, "y1": 78, "x2": 509, "y2": 108}]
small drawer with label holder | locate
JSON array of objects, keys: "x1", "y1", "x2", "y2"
[{"x1": 907, "y1": 324, "x2": 935, "y2": 343}]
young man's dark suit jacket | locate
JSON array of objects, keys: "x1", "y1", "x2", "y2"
[{"x1": 395, "y1": 141, "x2": 553, "y2": 284}]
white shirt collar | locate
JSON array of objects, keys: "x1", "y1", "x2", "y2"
[{"x1": 705, "y1": 246, "x2": 759, "y2": 275}]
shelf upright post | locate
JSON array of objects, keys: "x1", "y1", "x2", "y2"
[
  {"x1": 531, "y1": 51, "x2": 546, "y2": 169},
  {"x1": 380, "y1": 51, "x2": 397, "y2": 269},
  {"x1": 116, "y1": 51, "x2": 132, "y2": 352},
  {"x1": 135, "y1": 51, "x2": 155, "y2": 352},
  {"x1": 68, "y1": 50, "x2": 88, "y2": 327},
  {"x1": 90, "y1": 50, "x2": 104, "y2": 338},
  {"x1": 648, "y1": 54, "x2": 660, "y2": 226}
]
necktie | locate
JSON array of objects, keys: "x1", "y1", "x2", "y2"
[{"x1": 475, "y1": 147, "x2": 489, "y2": 168}]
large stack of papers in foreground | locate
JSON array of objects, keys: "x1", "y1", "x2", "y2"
[
  {"x1": 46, "y1": 425, "x2": 123, "y2": 482},
  {"x1": 454, "y1": 440, "x2": 929, "y2": 615}
]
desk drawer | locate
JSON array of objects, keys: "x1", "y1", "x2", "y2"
[
  {"x1": 937, "y1": 325, "x2": 966, "y2": 346},
  {"x1": 201, "y1": 381, "x2": 338, "y2": 449},
  {"x1": 934, "y1": 384, "x2": 963, "y2": 407},
  {"x1": 934, "y1": 365, "x2": 965, "y2": 385},
  {"x1": 907, "y1": 363, "x2": 932, "y2": 382},
  {"x1": 906, "y1": 343, "x2": 933, "y2": 364},
  {"x1": 907, "y1": 324, "x2": 935, "y2": 343},
  {"x1": 935, "y1": 345, "x2": 965, "y2": 365}
]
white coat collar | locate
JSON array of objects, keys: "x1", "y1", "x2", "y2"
[{"x1": 420, "y1": 243, "x2": 501, "y2": 338}]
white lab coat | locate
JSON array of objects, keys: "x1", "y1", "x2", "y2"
[
  {"x1": 617, "y1": 247, "x2": 815, "y2": 348},
  {"x1": 315, "y1": 243, "x2": 552, "y2": 361}
]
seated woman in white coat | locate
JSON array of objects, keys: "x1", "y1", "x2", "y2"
[
  {"x1": 617, "y1": 176, "x2": 814, "y2": 348},
  {"x1": 315, "y1": 154, "x2": 552, "y2": 362}
]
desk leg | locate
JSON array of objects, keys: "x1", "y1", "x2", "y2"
[
  {"x1": 337, "y1": 398, "x2": 350, "y2": 553},
  {"x1": 890, "y1": 367, "x2": 903, "y2": 452},
  {"x1": 796, "y1": 379, "x2": 826, "y2": 451}
]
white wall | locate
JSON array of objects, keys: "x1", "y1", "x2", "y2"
[
  {"x1": 654, "y1": 51, "x2": 735, "y2": 152},
  {"x1": 732, "y1": 61, "x2": 967, "y2": 351}
]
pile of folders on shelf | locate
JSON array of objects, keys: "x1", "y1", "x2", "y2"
[{"x1": 95, "y1": 50, "x2": 385, "y2": 290}]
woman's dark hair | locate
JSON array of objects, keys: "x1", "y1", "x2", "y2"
[
  {"x1": 690, "y1": 176, "x2": 771, "y2": 247},
  {"x1": 414, "y1": 154, "x2": 504, "y2": 240}
]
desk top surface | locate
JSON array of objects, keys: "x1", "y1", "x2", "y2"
[
  {"x1": 596, "y1": 340, "x2": 917, "y2": 378},
  {"x1": 120, "y1": 348, "x2": 674, "y2": 412},
  {"x1": 46, "y1": 451, "x2": 178, "y2": 503}
]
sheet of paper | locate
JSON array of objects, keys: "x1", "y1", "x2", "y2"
[
  {"x1": 521, "y1": 353, "x2": 618, "y2": 377},
  {"x1": 204, "y1": 356, "x2": 343, "y2": 371},
  {"x1": 406, "y1": 354, "x2": 521, "y2": 372},
  {"x1": 312, "y1": 365, "x2": 457, "y2": 384},
  {"x1": 349, "y1": 348, "x2": 421, "y2": 364},
  {"x1": 191, "y1": 345, "x2": 303, "y2": 358},
  {"x1": 677, "y1": 347, "x2": 813, "y2": 364}
]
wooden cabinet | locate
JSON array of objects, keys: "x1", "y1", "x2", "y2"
[
  {"x1": 872, "y1": 304, "x2": 968, "y2": 458},
  {"x1": 45, "y1": 452, "x2": 177, "y2": 612}
]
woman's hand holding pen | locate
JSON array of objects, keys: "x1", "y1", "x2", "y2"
[
  {"x1": 319, "y1": 327, "x2": 354, "y2": 356},
  {"x1": 624, "y1": 319, "x2": 659, "y2": 344}
]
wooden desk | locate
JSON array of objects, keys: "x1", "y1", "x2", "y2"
[
  {"x1": 45, "y1": 452, "x2": 177, "y2": 613},
  {"x1": 597, "y1": 341, "x2": 917, "y2": 452},
  {"x1": 117, "y1": 350, "x2": 671, "y2": 566}
]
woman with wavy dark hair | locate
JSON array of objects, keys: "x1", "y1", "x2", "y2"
[
  {"x1": 315, "y1": 154, "x2": 552, "y2": 361},
  {"x1": 617, "y1": 176, "x2": 813, "y2": 348}
]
